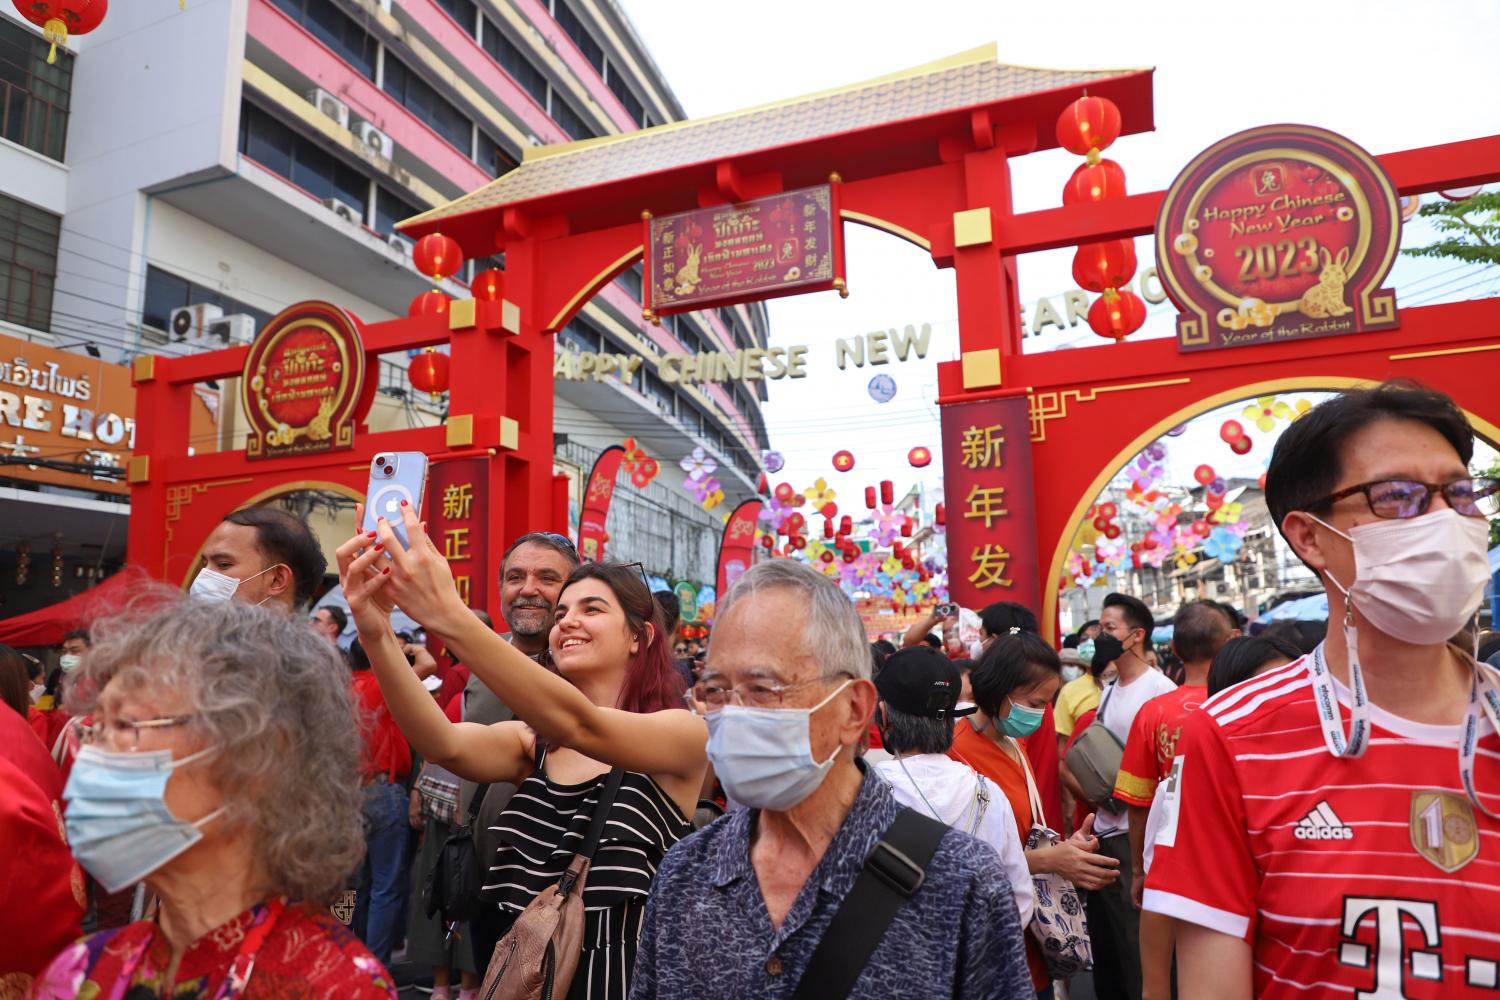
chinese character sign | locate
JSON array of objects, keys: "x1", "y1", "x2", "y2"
[
  {"x1": 427, "y1": 458, "x2": 489, "y2": 612},
  {"x1": 940, "y1": 393, "x2": 1041, "y2": 615}
]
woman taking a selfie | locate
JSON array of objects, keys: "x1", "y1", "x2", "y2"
[{"x1": 337, "y1": 506, "x2": 706, "y2": 1000}]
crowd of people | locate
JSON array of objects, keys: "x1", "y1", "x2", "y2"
[{"x1": 1, "y1": 379, "x2": 1498, "y2": 1000}]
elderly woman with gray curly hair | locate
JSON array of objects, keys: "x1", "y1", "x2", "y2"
[{"x1": 29, "y1": 597, "x2": 398, "y2": 1000}]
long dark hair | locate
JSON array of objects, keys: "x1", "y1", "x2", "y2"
[
  {"x1": 557, "y1": 563, "x2": 683, "y2": 714},
  {"x1": 970, "y1": 631, "x2": 1061, "y2": 720},
  {"x1": 0, "y1": 643, "x2": 31, "y2": 717}
]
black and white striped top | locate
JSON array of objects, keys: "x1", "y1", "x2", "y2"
[{"x1": 481, "y1": 751, "x2": 692, "y2": 1000}]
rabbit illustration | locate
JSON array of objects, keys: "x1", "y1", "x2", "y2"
[
  {"x1": 673, "y1": 243, "x2": 703, "y2": 295},
  {"x1": 1299, "y1": 246, "x2": 1353, "y2": 318}
]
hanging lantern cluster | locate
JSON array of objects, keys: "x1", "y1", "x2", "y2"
[
  {"x1": 1056, "y1": 94, "x2": 1145, "y2": 342},
  {"x1": 412, "y1": 233, "x2": 463, "y2": 290},
  {"x1": 1220, "y1": 419, "x2": 1254, "y2": 455},
  {"x1": 15, "y1": 542, "x2": 30, "y2": 586},
  {"x1": 51, "y1": 545, "x2": 63, "y2": 588},
  {"x1": 13, "y1": 0, "x2": 108, "y2": 64}
]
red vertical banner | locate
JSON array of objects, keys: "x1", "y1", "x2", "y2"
[
  {"x1": 578, "y1": 445, "x2": 625, "y2": 562},
  {"x1": 716, "y1": 499, "x2": 763, "y2": 599},
  {"x1": 427, "y1": 457, "x2": 490, "y2": 613},
  {"x1": 939, "y1": 392, "x2": 1041, "y2": 615}
]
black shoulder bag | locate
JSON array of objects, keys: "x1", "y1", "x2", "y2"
[
  {"x1": 425, "y1": 781, "x2": 491, "y2": 921},
  {"x1": 791, "y1": 807, "x2": 948, "y2": 1000}
]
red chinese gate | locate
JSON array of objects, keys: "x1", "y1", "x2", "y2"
[{"x1": 127, "y1": 46, "x2": 1500, "y2": 637}]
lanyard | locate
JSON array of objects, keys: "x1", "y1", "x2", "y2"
[
  {"x1": 1312, "y1": 638, "x2": 1500, "y2": 818},
  {"x1": 212, "y1": 897, "x2": 286, "y2": 1000}
]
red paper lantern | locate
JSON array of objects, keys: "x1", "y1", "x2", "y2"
[
  {"x1": 1087, "y1": 290, "x2": 1148, "y2": 341},
  {"x1": 408, "y1": 290, "x2": 449, "y2": 317},
  {"x1": 864, "y1": 487, "x2": 876, "y2": 509},
  {"x1": 774, "y1": 483, "x2": 795, "y2": 504},
  {"x1": 820, "y1": 502, "x2": 838, "y2": 519},
  {"x1": 1130, "y1": 541, "x2": 1142, "y2": 552},
  {"x1": 471, "y1": 268, "x2": 504, "y2": 301},
  {"x1": 1194, "y1": 464, "x2": 1216, "y2": 485},
  {"x1": 412, "y1": 233, "x2": 463, "y2": 284},
  {"x1": 820, "y1": 551, "x2": 835, "y2": 564},
  {"x1": 1143, "y1": 536, "x2": 1158, "y2": 551},
  {"x1": 893, "y1": 542, "x2": 905, "y2": 558},
  {"x1": 1219, "y1": 419, "x2": 1244, "y2": 443},
  {"x1": 1193, "y1": 520, "x2": 1213, "y2": 538},
  {"x1": 900, "y1": 520, "x2": 913, "y2": 538},
  {"x1": 843, "y1": 551, "x2": 857, "y2": 564},
  {"x1": 1098, "y1": 501, "x2": 1118, "y2": 520},
  {"x1": 1104, "y1": 523, "x2": 1122, "y2": 539},
  {"x1": 1093, "y1": 516, "x2": 1109, "y2": 531},
  {"x1": 1063, "y1": 159, "x2": 1127, "y2": 205},
  {"x1": 1205, "y1": 493, "x2": 1224, "y2": 511},
  {"x1": 785, "y1": 512, "x2": 806, "y2": 533},
  {"x1": 934, "y1": 503, "x2": 945, "y2": 526},
  {"x1": 832, "y1": 450, "x2": 855, "y2": 472},
  {"x1": 1230, "y1": 435, "x2": 1254, "y2": 455},
  {"x1": 1072, "y1": 239, "x2": 1137, "y2": 293},
  {"x1": 760, "y1": 535, "x2": 774, "y2": 550},
  {"x1": 407, "y1": 349, "x2": 450, "y2": 398},
  {"x1": 1056, "y1": 95, "x2": 1122, "y2": 158},
  {"x1": 14, "y1": 0, "x2": 107, "y2": 63},
  {"x1": 839, "y1": 515, "x2": 853, "y2": 536},
  {"x1": 907, "y1": 446, "x2": 932, "y2": 468},
  {"x1": 880, "y1": 480, "x2": 894, "y2": 505},
  {"x1": 823, "y1": 519, "x2": 834, "y2": 539},
  {"x1": 1258, "y1": 472, "x2": 1267, "y2": 490},
  {"x1": 790, "y1": 535, "x2": 807, "y2": 550},
  {"x1": 1131, "y1": 553, "x2": 1142, "y2": 569}
]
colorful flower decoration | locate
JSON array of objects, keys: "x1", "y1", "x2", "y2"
[
  {"x1": 621, "y1": 437, "x2": 659, "y2": 488},
  {"x1": 831, "y1": 450, "x2": 855, "y2": 473},
  {"x1": 686, "y1": 474, "x2": 721, "y2": 504},
  {"x1": 871, "y1": 505, "x2": 904, "y2": 546},
  {"x1": 762, "y1": 450, "x2": 786, "y2": 473},
  {"x1": 759, "y1": 496, "x2": 791, "y2": 533},
  {"x1": 1144, "y1": 441, "x2": 1168, "y2": 462},
  {"x1": 1203, "y1": 527, "x2": 1245, "y2": 562},
  {"x1": 804, "y1": 477, "x2": 837, "y2": 509},
  {"x1": 701, "y1": 486, "x2": 725, "y2": 511},
  {"x1": 1242, "y1": 395, "x2": 1293, "y2": 433},
  {"x1": 1209, "y1": 500, "x2": 1243, "y2": 525},
  {"x1": 1172, "y1": 542, "x2": 1199, "y2": 571},
  {"x1": 1291, "y1": 398, "x2": 1313, "y2": 420},
  {"x1": 679, "y1": 446, "x2": 716, "y2": 482}
]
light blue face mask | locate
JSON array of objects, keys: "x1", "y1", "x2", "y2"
[
  {"x1": 1000, "y1": 699, "x2": 1046, "y2": 738},
  {"x1": 705, "y1": 680, "x2": 851, "y2": 811},
  {"x1": 64, "y1": 743, "x2": 226, "y2": 894},
  {"x1": 1077, "y1": 638, "x2": 1095, "y2": 666}
]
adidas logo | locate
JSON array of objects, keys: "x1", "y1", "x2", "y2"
[{"x1": 1293, "y1": 800, "x2": 1354, "y2": 841}]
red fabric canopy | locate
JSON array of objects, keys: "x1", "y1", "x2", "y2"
[{"x1": 0, "y1": 570, "x2": 149, "y2": 647}]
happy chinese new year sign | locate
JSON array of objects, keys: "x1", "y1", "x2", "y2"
[
  {"x1": 646, "y1": 185, "x2": 840, "y2": 315},
  {"x1": 242, "y1": 301, "x2": 366, "y2": 459},
  {"x1": 939, "y1": 393, "x2": 1041, "y2": 614},
  {"x1": 1155, "y1": 124, "x2": 1401, "y2": 352}
]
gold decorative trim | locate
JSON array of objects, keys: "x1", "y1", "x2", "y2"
[
  {"x1": 1028, "y1": 378, "x2": 1193, "y2": 443},
  {"x1": 501, "y1": 299, "x2": 521, "y2": 335},
  {"x1": 448, "y1": 298, "x2": 477, "y2": 330},
  {"x1": 132, "y1": 356, "x2": 156, "y2": 383},
  {"x1": 839, "y1": 210, "x2": 932, "y2": 251},
  {"x1": 446, "y1": 414, "x2": 474, "y2": 448},
  {"x1": 127, "y1": 455, "x2": 150, "y2": 483},
  {"x1": 499, "y1": 416, "x2": 519, "y2": 451},
  {"x1": 1390, "y1": 342, "x2": 1500, "y2": 362},
  {"x1": 961, "y1": 349, "x2": 1002, "y2": 390},
  {"x1": 162, "y1": 476, "x2": 254, "y2": 552},
  {"x1": 953, "y1": 208, "x2": 994, "y2": 248},
  {"x1": 547, "y1": 246, "x2": 643, "y2": 332}
]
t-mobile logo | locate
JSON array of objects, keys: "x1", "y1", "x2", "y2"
[{"x1": 1339, "y1": 897, "x2": 1499, "y2": 995}]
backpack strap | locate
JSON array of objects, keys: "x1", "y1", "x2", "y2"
[
  {"x1": 791, "y1": 808, "x2": 947, "y2": 1000},
  {"x1": 464, "y1": 782, "x2": 490, "y2": 828}
]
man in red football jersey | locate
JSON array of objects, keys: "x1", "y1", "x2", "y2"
[{"x1": 1144, "y1": 381, "x2": 1500, "y2": 999}]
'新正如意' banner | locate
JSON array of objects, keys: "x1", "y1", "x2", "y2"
[{"x1": 939, "y1": 392, "x2": 1041, "y2": 614}]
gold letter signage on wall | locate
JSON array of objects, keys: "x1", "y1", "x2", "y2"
[
  {"x1": 1155, "y1": 124, "x2": 1400, "y2": 352},
  {"x1": 645, "y1": 185, "x2": 844, "y2": 315},
  {"x1": 242, "y1": 301, "x2": 367, "y2": 460}
]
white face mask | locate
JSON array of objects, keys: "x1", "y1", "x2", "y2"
[
  {"x1": 59, "y1": 654, "x2": 83, "y2": 673},
  {"x1": 190, "y1": 564, "x2": 277, "y2": 605},
  {"x1": 30, "y1": 683, "x2": 45, "y2": 702},
  {"x1": 1310, "y1": 508, "x2": 1490, "y2": 644},
  {"x1": 705, "y1": 680, "x2": 851, "y2": 812}
]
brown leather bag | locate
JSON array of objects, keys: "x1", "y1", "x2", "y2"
[{"x1": 479, "y1": 768, "x2": 623, "y2": 1000}]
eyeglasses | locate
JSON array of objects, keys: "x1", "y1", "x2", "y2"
[
  {"x1": 1304, "y1": 476, "x2": 1500, "y2": 520},
  {"x1": 541, "y1": 532, "x2": 579, "y2": 557},
  {"x1": 689, "y1": 674, "x2": 850, "y2": 713},
  {"x1": 620, "y1": 561, "x2": 651, "y2": 592},
  {"x1": 83, "y1": 715, "x2": 195, "y2": 751}
]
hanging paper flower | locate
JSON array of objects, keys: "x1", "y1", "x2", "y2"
[
  {"x1": 679, "y1": 446, "x2": 717, "y2": 482},
  {"x1": 1242, "y1": 395, "x2": 1293, "y2": 433},
  {"x1": 759, "y1": 497, "x2": 791, "y2": 532},
  {"x1": 630, "y1": 457, "x2": 660, "y2": 489},
  {"x1": 701, "y1": 488, "x2": 725, "y2": 511},
  {"x1": 804, "y1": 478, "x2": 837, "y2": 508},
  {"x1": 882, "y1": 556, "x2": 903, "y2": 576},
  {"x1": 1210, "y1": 500, "x2": 1243, "y2": 525},
  {"x1": 762, "y1": 450, "x2": 786, "y2": 473},
  {"x1": 1144, "y1": 441, "x2": 1167, "y2": 462},
  {"x1": 871, "y1": 505, "x2": 903, "y2": 547},
  {"x1": 1203, "y1": 527, "x2": 1245, "y2": 562},
  {"x1": 1173, "y1": 543, "x2": 1199, "y2": 572},
  {"x1": 1291, "y1": 398, "x2": 1313, "y2": 420}
]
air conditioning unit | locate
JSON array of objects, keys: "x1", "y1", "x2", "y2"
[
  {"x1": 323, "y1": 196, "x2": 362, "y2": 224},
  {"x1": 205, "y1": 314, "x2": 257, "y2": 346},
  {"x1": 387, "y1": 233, "x2": 413, "y2": 256},
  {"x1": 138, "y1": 324, "x2": 169, "y2": 346},
  {"x1": 306, "y1": 88, "x2": 350, "y2": 129},
  {"x1": 169, "y1": 303, "x2": 223, "y2": 343},
  {"x1": 354, "y1": 120, "x2": 394, "y2": 161}
]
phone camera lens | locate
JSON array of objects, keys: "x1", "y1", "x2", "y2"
[{"x1": 382, "y1": 465, "x2": 394, "y2": 476}]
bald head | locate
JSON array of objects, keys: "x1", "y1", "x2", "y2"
[{"x1": 1171, "y1": 600, "x2": 1233, "y2": 666}]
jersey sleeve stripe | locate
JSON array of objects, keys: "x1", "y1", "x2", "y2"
[
  {"x1": 1114, "y1": 768, "x2": 1157, "y2": 804},
  {"x1": 1142, "y1": 888, "x2": 1250, "y2": 940},
  {"x1": 1210, "y1": 676, "x2": 1312, "y2": 727},
  {"x1": 1203, "y1": 659, "x2": 1308, "y2": 716}
]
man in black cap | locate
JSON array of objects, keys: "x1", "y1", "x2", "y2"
[{"x1": 870, "y1": 646, "x2": 1034, "y2": 926}]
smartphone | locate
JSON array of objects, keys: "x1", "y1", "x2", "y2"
[
  {"x1": 936, "y1": 602, "x2": 959, "y2": 618},
  {"x1": 361, "y1": 451, "x2": 429, "y2": 554}
]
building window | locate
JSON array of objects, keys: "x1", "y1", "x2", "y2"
[
  {"x1": 558, "y1": 319, "x2": 600, "y2": 354},
  {"x1": 615, "y1": 264, "x2": 642, "y2": 301},
  {"x1": 0, "y1": 193, "x2": 58, "y2": 332},
  {"x1": 431, "y1": 0, "x2": 478, "y2": 35},
  {"x1": 140, "y1": 265, "x2": 274, "y2": 338},
  {"x1": 238, "y1": 102, "x2": 370, "y2": 218},
  {"x1": 481, "y1": 135, "x2": 518, "y2": 178},
  {"x1": 269, "y1": 0, "x2": 377, "y2": 80},
  {"x1": 553, "y1": 0, "x2": 604, "y2": 75},
  {"x1": 480, "y1": 19, "x2": 548, "y2": 109},
  {"x1": 605, "y1": 71, "x2": 644, "y2": 128},
  {"x1": 374, "y1": 186, "x2": 421, "y2": 237},
  {"x1": 0, "y1": 16, "x2": 72, "y2": 161},
  {"x1": 382, "y1": 56, "x2": 472, "y2": 152},
  {"x1": 550, "y1": 96, "x2": 596, "y2": 140}
]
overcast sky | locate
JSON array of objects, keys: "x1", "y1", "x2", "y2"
[{"x1": 620, "y1": 0, "x2": 1500, "y2": 512}]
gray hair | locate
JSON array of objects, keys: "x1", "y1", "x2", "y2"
[
  {"x1": 73, "y1": 593, "x2": 364, "y2": 905},
  {"x1": 713, "y1": 560, "x2": 870, "y2": 681},
  {"x1": 878, "y1": 704, "x2": 955, "y2": 755}
]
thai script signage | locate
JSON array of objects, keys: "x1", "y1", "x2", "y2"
[
  {"x1": 242, "y1": 301, "x2": 366, "y2": 460},
  {"x1": 647, "y1": 185, "x2": 841, "y2": 314},
  {"x1": 1156, "y1": 124, "x2": 1400, "y2": 352},
  {"x1": 939, "y1": 392, "x2": 1041, "y2": 614}
]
